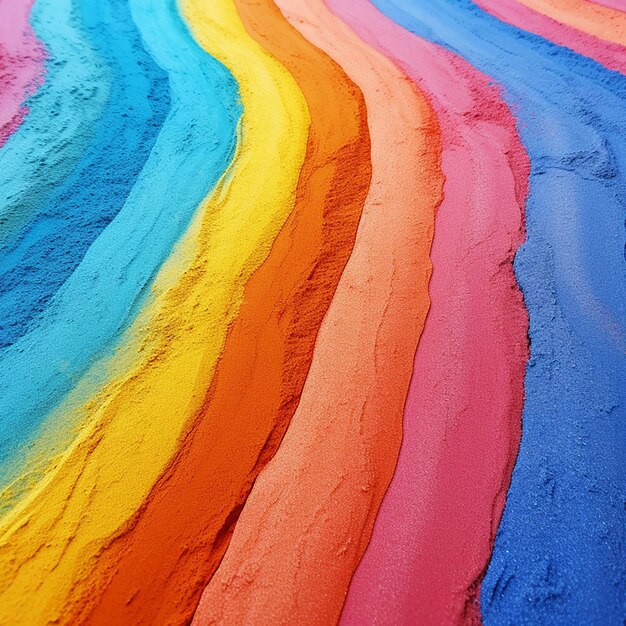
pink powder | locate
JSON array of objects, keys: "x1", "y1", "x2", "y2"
[
  {"x1": 328, "y1": 2, "x2": 530, "y2": 624},
  {"x1": 589, "y1": 0, "x2": 626, "y2": 12},
  {"x1": 0, "y1": 0, "x2": 45, "y2": 146}
]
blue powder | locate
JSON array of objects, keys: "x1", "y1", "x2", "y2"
[
  {"x1": 0, "y1": 0, "x2": 170, "y2": 349},
  {"x1": 0, "y1": 0, "x2": 241, "y2": 493},
  {"x1": 370, "y1": 1, "x2": 626, "y2": 623}
]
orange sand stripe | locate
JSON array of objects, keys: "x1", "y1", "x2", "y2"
[
  {"x1": 191, "y1": 1, "x2": 444, "y2": 623},
  {"x1": 64, "y1": 1, "x2": 371, "y2": 624},
  {"x1": 518, "y1": 0, "x2": 626, "y2": 45}
]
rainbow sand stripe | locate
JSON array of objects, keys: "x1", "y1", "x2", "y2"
[{"x1": 0, "y1": 1, "x2": 623, "y2": 625}]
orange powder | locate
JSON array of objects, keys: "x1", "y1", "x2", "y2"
[
  {"x1": 191, "y1": 1, "x2": 444, "y2": 624},
  {"x1": 62, "y1": 2, "x2": 371, "y2": 625},
  {"x1": 517, "y1": 0, "x2": 626, "y2": 44}
]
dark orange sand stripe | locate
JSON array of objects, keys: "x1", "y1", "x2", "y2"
[{"x1": 65, "y1": 2, "x2": 371, "y2": 624}]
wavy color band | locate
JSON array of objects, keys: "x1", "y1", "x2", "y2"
[{"x1": 0, "y1": 0, "x2": 623, "y2": 625}]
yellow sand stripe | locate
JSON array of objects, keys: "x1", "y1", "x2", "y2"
[{"x1": 0, "y1": 0, "x2": 309, "y2": 621}]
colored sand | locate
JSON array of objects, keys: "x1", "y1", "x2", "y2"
[
  {"x1": 0, "y1": 1, "x2": 623, "y2": 625},
  {"x1": 331, "y1": 2, "x2": 529, "y2": 623}
]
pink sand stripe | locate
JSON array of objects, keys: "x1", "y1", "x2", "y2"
[
  {"x1": 589, "y1": 0, "x2": 626, "y2": 11},
  {"x1": 329, "y1": 2, "x2": 530, "y2": 624},
  {"x1": 477, "y1": 0, "x2": 626, "y2": 74},
  {"x1": 0, "y1": 0, "x2": 45, "y2": 146}
]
